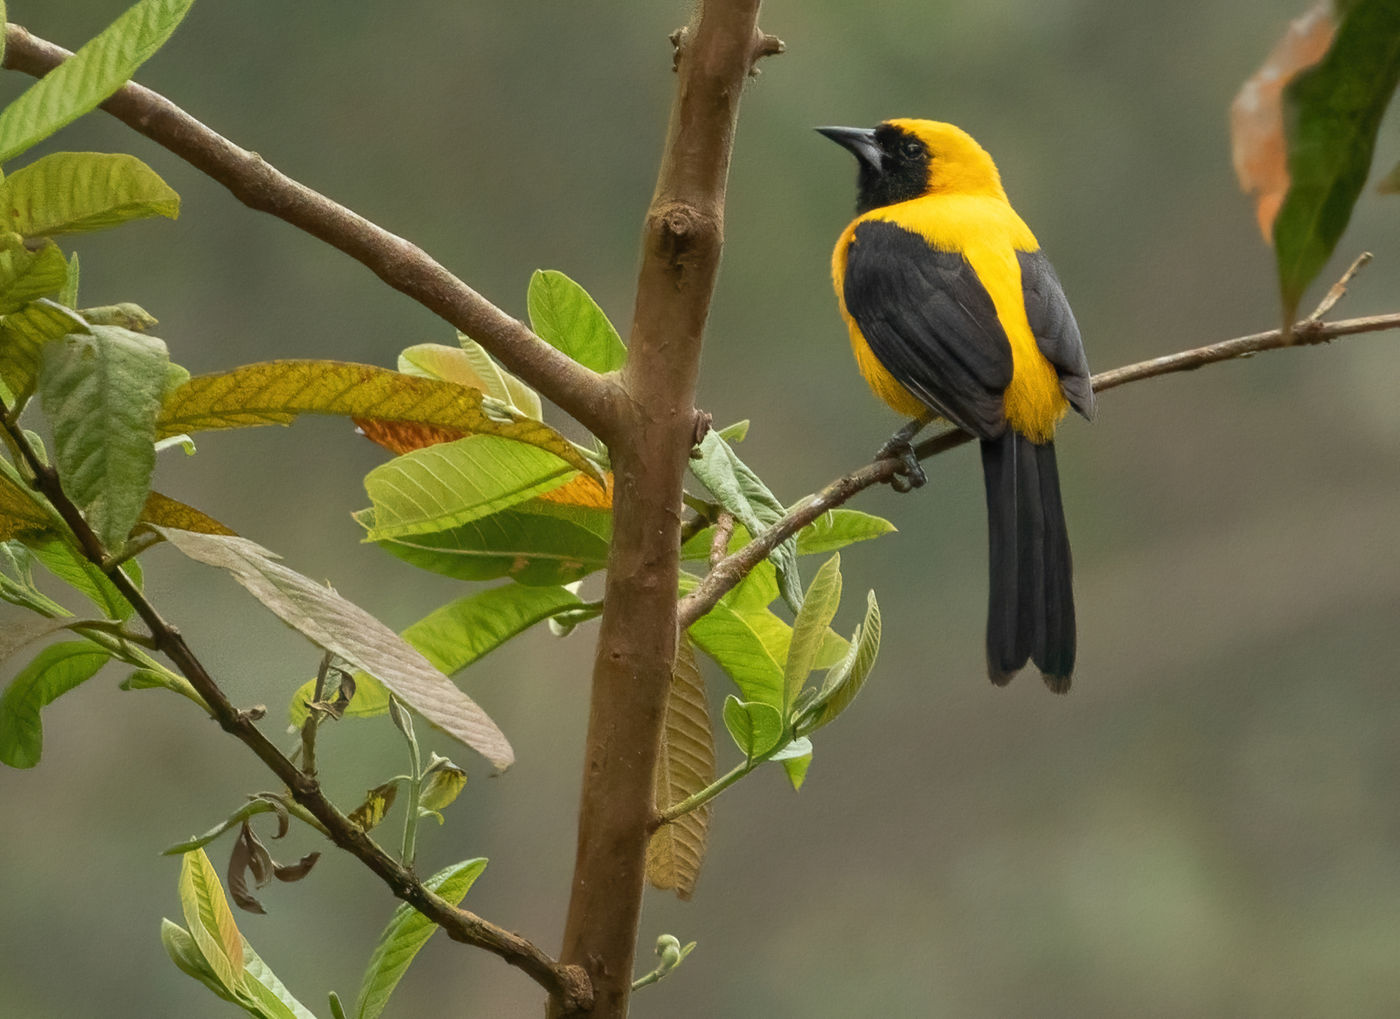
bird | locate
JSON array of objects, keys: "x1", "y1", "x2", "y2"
[{"x1": 818, "y1": 119, "x2": 1093, "y2": 692}]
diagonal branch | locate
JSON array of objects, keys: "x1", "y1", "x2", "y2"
[
  {"x1": 0, "y1": 23, "x2": 620, "y2": 445},
  {"x1": 677, "y1": 308, "x2": 1400, "y2": 629},
  {"x1": 0, "y1": 409, "x2": 592, "y2": 1013}
]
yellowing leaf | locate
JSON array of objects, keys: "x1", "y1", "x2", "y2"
[
  {"x1": 157, "y1": 360, "x2": 600, "y2": 484},
  {"x1": 0, "y1": 468, "x2": 51, "y2": 540},
  {"x1": 139, "y1": 491, "x2": 236, "y2": 536},
  {"x1": 646, "y1": 639, "x2": 715, "y2": 901},
  {"x1": 0, "y1": 152, "x2": 180, "y2": 237},
  {"x1": 178, "y1": 849, "x2": 246, "y2": 996},
  {"x1": 348, "y1": 781, "x2": 398, "y2": 832}
]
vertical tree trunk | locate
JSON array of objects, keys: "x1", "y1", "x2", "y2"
[{"x1": 549, "y1": 2, "x2": 770, "y2": 1016}]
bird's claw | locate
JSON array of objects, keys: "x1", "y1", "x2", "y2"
[{"x1": 877, "y1": 436, "x2": 926, "y2": 492}]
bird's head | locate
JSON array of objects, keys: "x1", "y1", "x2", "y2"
[{"x1": 817, "y1": 119, "x2": 1006, "y2": 213}]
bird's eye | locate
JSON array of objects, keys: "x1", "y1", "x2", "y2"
[{"x1": 900, "y1": 140, "x2": 923, "y2": 159}]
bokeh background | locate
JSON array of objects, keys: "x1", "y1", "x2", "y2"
[{"x1": 4, "y1": 1, "x2": 1400, "y2": 1016}]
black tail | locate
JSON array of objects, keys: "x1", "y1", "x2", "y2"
[{"x1": 979, "y1": 431, "x2": 1075, "y2": 692}]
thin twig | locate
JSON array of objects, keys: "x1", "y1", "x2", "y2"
[
  {"x1": 1306, "y1": 251, "x2": 1372, "y2": 323},
  {"x1": 678, "y1": 307, "x2": 1400, "y2": 629},
  {"x1": 0, "y1": 24, "x2": 620, "y2": 445},
  {"x1": 0, "y1": 411, "x2": 592, "y2": 1012}
]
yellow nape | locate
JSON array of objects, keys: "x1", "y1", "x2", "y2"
[{"x1": 884, "y1": 119, "x2": 1007, "y2": 200}]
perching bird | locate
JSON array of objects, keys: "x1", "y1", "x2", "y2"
[{"x1": 819, "y1": 119, "x2": 1093, "y2": 691}]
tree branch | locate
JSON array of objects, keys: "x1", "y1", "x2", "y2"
[
  {"x1": 551, "y1": 3, "x2": 778, "y2": 1016},
  {"x1": 0, "y1": 411, "x2": 592, "y2": 1013},
  {"x1": 677, "y1": 308, "x2": 1400, "y2": 629},
  {"x1": 0, "y1": 23, "x2": 620, "y2": 444}
]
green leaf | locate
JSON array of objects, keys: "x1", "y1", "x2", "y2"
[
  {"x1": 28, "y1": 537, "x2": 136, "y2": 620},
  {"x1": 783, "y1": 554, "x2": 842, "y2": 712},
  {"x1": 690, "y1": 430, "x2": 803, "y2": 612},
  {"x1": 0, "y1": 0, "x2": 198, "y2": 165},
  {"x1": 59, "y1": 250, "x2": 79, "y2": 308},
  {"x1": 721, "y1": 695, "x2": 784, "y2": 761},
  {"x1": 80, "y1": 301, "x2": 159, "y2": 331},
  {"x1": 794, "y1": 509, "x2": 896, "y2": 555},
  {"x1": 365, "y1": 499, "x2": 611, "y2": 587},
  {"x1": 178, "y1": 849, "x2": 246, "y2": 998},
  {"x1": 242, "y1": 939, "x2": 319, "y2": 1019},
  {"x1": 354, "y1": 858, "x2": 488, "y2": 1019},
  {"x1": 0, "y1": 152, "x2": 179, "y2": 237},
  {"x1": 399, "y1": 340, "x2": 542, "y2": 421},
  {"x1": 398, "y1": 583, "x2": 583, "y2": 675},
  {"x1": 158, "y1": 527, "x2": 514, "y2": 769},
  {"x1": 682, "y1": 508, "x2": 894, "y2": 563},
  {"x1": 121, "y1": 665, "x2": 208, "y2": 710},
  {"x1": 0, "y1": 639, "x2": 110, "y2": 768},
  {"x1": 0, "y1": 296, "x2": 88, "y2": 404},
  {"x1": 161, "y1": 799, "x2": 282, "y2": 856},
  {"x1": 716, "y1": 419, "x2": 750, "y2": 443},
  {"x1": 804, "y1": 590, "x2": 882, "y2": 733},
  {"x1": 772, "y1": 737, "x2": 814, "y2": 791},
  {"x1": 161, "y1": 919, "x2": 243, "y2": 1006},
  {"x1": 1274, "y1": 0, "x2": 1400, "y2": 325},
  {"x1": 362, "y1": 434, "x2": 579, "y2": 541},
  {"x1": 688, "y1": 587, "x2": 788, "y2": 710},
  {"x1": 289, "y1": 583, "x2": 580, "y2": 725},
  {"x1": 39, "y1": 324, "x2": 169, "y2": 551},
  {"x1": 527, "y1": 269, "x2": 627, "y2": 373},
  {"x1": 0, "y1": 238, "x2": 70, "y2": 314}
]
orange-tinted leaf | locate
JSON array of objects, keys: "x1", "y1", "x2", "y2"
[
  {"x1": 1231, "y1": 3, "x2": 1335, "y2": 239},
  {"x1": 536, "y1": 471, "x2": 614, "y2": 509},
  {"x1": 355, "y1": 417, "x2": 466, "y2": 455}
]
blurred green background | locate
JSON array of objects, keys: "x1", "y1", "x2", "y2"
[{"x1": 4, "y1": 1, "x2": 1400, "y2": 1016}]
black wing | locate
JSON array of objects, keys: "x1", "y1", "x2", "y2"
[
  {"x1": 843, "y1": 220, "x2": 1013, "y2": 440},
  {"x1": 1018, "y1": 249, "x2": 1094, "y2": 420}
]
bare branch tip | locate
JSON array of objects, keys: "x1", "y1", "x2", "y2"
[
  {"x1": 1307, "y1": 250, "x2": 1375, "y2": 324},
  {"x1": 748, "y1": 32, "x2": 786, "y2": 75}
]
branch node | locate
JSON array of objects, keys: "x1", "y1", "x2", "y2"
[
  {"x1": 669, "y1": 26, "x2": 689, "y2": 72},
  {"x1": 749, "y1": 32, "x2": 786, "y2": 75},
  {"x1": 691, "y1": 409, "x2": 713, "y2": 447}
]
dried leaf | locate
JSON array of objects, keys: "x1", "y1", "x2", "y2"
[
  {"x1": 156, "y1": 527, "x2": 515, "y2": 768},
  {"x1": 227, "y1": 823, "x2": 271, "y2": 914},
  {"x1": 1231, "y1": 3, "x2": 1335, "y2": 238},
  {"x1": 272, "y1": 852, "x2": 319, "y2": 883},
  {"x1": 646, "y1": 639, "x2": 715, "y2": 900}
]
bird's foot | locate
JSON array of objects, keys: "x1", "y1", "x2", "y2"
[{"x1": 876, "y1": 429, "x2": 927, "y2": 493}]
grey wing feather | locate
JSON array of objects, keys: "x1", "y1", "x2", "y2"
[{"x1": 1017, "y1": 249, "x2": 1094, "y2": 420}]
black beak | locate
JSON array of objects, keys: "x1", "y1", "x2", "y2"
[{"x1": 816, "y1": 125, "x2": 881, "y2": 172}]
